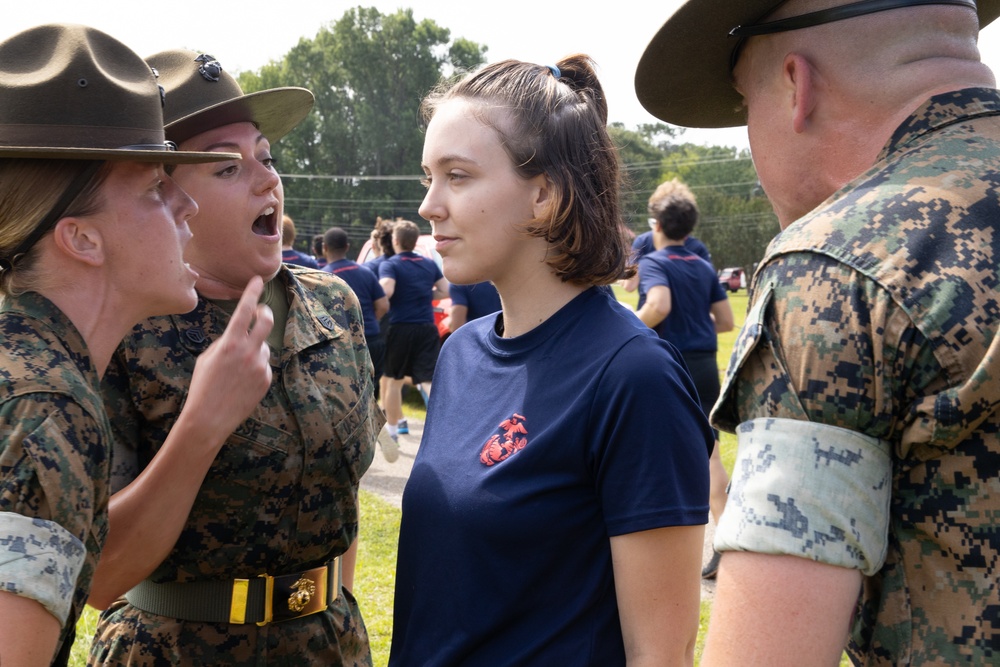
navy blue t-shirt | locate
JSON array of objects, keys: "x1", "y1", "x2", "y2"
[
  {"x1": 323, "y1": 258, "x2": 385, "y2": 336},
  {"x1": 631, "y1": 230, "x2": 656, "y2": 261},
  {"x1": 379, "y1": 251, "x2": 443, "y2": 324},
  {"x1": 390, "y1": 287, "x2": 711, "y2": 666},
  {"x1": 638, "y1": 244, "x2": 728, "y2": 353},
  {"x1": 364, "y1": 254, "x2": 388, "y2": 281},
  {"x1": 282, "y1": 248, "x2": 319, "y2": 269},
  {"x1": 448, "y1": 281, "x2": 501, "y2": 323},
  {"x1": 633, "y1": 234, "x2": 712, "y2": 309},
  {"x1": 632, "y1": 232, "x2": 712, "y2": 263}
]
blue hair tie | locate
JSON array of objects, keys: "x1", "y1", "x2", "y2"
[{"x1": 546, "y1": 64, "x2": 561, "y2": 79}]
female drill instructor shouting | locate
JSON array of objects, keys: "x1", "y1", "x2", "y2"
[
  {"x1": 87, "y1": 49, "x2": 382, "y2": 665},
  {"x1": 0, "y1": 23, "x2": 272, "y2": 667}
]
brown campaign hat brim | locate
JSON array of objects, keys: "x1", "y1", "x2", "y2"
[
  {"x1": 164, "y1": 87, "x2": 316, "y2": 146},
  {"x1": 147, "y1": 50, "x2": 314, "y2": 145},
  {"x1": 0, "y1": 24, "x2": 238, "y2": 163},
  {"x1": 0, "y1": 146, "x2": 239, "y2": 163},
  {"x1": 635, "y1": 0, "x2": 1000, "y2": 129}
]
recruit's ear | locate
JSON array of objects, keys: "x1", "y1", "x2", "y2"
[{"x1": 531, "y1": 174, "x2": 559, "y2": 222}]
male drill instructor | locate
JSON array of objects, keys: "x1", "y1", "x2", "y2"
[{"x1": 636, "y1": 1, "x2": 1000, "y2": 665}]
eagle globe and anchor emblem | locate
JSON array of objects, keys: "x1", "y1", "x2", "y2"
[
  {"x1": 287, "y1": 576, "x2": 317, "y2": 613},
  {"x1": 480, "y1": 413, "x2": 529, "y2": 466}
]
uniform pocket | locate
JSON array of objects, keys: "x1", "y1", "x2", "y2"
[{"x1": 172, "y1": 419, "x2": 294, "y2": 571}]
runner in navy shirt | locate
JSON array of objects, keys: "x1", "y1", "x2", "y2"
[
  {"x1": 311, "y1": 234, "x2": 327, "y2": 269},
  {"x1": 447, "y1": 280, "x2": 501, "y2": 332},
  {"x1": 625, "y1": 202, "x2": 713, "y2": 309},
  {"x1": 638, "y1": 243, "x2": 729, "y2": 351},
  {"x1": 378, "y1": 220, "x2": 449, "y2": 440},
  {"x1": 635, "y1": 177, "x2": 734, "y2": 581},
  {"x1": 322, "y1": 227, "x2": 388, "y2": 394},
  {"x1": 280, "y1": 214, "x2": 319, "y2": 268}
]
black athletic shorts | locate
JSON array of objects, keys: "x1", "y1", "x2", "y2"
[
  {"x1": 367, "y1": 331, "x2": 386, "y2": 399},
  {"x1": 681, "y1": 349, "x2": 721, "y2": 440},
  {"x1": 385, "y1": 322, "x2": 440, "y2": 384}
]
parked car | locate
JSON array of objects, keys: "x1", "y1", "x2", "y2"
[
  {"x1": 357, "y1": 234, "x2": 452, "y2": 339},
  {"x1": 718, "y1": 267, "x2": 746, "y2": 293}
]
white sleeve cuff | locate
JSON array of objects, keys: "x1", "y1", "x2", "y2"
[
  {"x1": 0, "y1": 511, "x2": 86, "y2": 624},
  {"x1": 715, "y1": 418, "x2": 892, "y2": 576}
]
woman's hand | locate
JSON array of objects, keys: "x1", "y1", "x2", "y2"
[{"x1": 185, "y1": 275, "x2": 274, "y2": 445}]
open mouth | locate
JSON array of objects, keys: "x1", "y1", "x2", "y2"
[{"x1": 252, "y1": 206, "x2": 278, "y2": 236}]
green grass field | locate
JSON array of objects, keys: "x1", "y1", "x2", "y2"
[{"x1": 70, "y1": 286, "x2": 848, "y2": 666}]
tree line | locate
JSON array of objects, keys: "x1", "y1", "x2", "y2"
[{"x1": 238, "y1": 6, "x2": 780, "y2": 274}]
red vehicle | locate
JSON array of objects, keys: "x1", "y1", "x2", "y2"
[
  {"x1": 718, "y1": 267, "x2": 746, "y2": 293},
  {"x1": 356, "y1": 234, "x2": 452, "y2": 339}
]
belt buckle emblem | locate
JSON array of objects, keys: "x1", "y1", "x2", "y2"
[{"x1": 287, "y1": 576, "x2": 316, "y2": 613}]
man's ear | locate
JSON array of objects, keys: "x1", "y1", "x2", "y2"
[
  {"x1": 784, "y1": 52, "x2": 817, "y2": 135},
  {"x1": 51, "y1": 217, "x2": 105, "y2": 267}
]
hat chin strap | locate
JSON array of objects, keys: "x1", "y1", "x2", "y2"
[
  {"x1": 728, "y1": 0, "x2": 978, "y2": 69},
  {"x1": 1, "y1": 160, "x2": 104, "y2": 268}
]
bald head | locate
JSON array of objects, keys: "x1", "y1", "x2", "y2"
[
  {"x1": 743, "y1": 0, "x2": 986, "y2": 78},
  {"x1": 733, "y1": 0, "x2": 994, "y2": 226}
]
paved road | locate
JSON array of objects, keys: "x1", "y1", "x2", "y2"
[
  {"x1": 361, "y1": 422, "x2": 424, "y2": 509},
  {"x1": 360, "y1": 420, "x2": 720, "y2": 600}
]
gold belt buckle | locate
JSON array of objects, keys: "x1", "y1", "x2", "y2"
[
  {"x1": 273, "y1": 565, "x2": 327, "y2": 622},
  {"x1": 269, "y1": 559, "x2": 338, "y2": 624},
  {"x1": 232, "y1": 559, "x2": 338, "y2": 626}
]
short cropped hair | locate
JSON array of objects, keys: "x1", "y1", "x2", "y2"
[
  {"x1": 392, "y1": 220, "x2": 420, "y2": 252},
  {"x1": 648, "y1": 179, "x2": 699, "y2": 241},
  {"x1": 323, "y1": 227, "x2": 349, "y2": 252},
  {"x1": 281, "y1": 214, "x2": 296, "y2": 245},
  {"x1": 420, "y1": 55, "x2": 632, "y2": 285}
]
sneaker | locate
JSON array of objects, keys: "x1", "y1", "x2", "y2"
[
  {"x1": 701, "y1": 549, "x2": 722, "y2": 580},
  {"x1": 397, "y1": 419, "x2": 409, "y2": 435},
  {"x1": 378, "y1": 428, "x2": 400, "y2": 463}
]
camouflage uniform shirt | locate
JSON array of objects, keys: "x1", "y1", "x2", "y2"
[
  {"x1": 89, "y1": 267, "x2": 382, "y2": 666},
  {"x1": 712, "y1": 88, "x2": 1000, "y2": 665},
  {"x1": 0, "y1": 291, "x2": 111, "y2": 661}
]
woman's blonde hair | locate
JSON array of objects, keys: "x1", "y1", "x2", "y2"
[{"x1": 0, "y1": 158, "x2": 107, "y2": 295}]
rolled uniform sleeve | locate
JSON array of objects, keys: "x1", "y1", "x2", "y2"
[
  {"x1": 716, "y1": 418, "x2": 891, "y2": 574},
  {"x1": 0, "y1": 396, "x2": 107, "y2": 623},
  {"x1": 712, "y1": 255, "x2": 939, "y2": 572},
  {"x1": 0, "y1": 512, "x2": 85, "y2": 623}
]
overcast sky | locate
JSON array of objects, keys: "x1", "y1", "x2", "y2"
[{"x1": 8, "y1": 0, "x2": 1000, "y2": 152}]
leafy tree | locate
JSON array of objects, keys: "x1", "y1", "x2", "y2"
[
  {"x1": 610, "y1": 122, "x2": 679, "y2": 228},
  {"x1": 656, "y1": 143, "x2": 778, "y2": 272},
  {"x1": 238, "y1": 7, "x2": 487, "y2": 246}
]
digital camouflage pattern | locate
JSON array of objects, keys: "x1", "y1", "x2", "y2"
[
  {"x1": 714, "y1": 417, "x2": 893, "y2": 575},
  {"x1": 89, "y1": 266, "x2": 382, "y2": 666},
  {"x1": 712, "y1": 88, "x2": 1000, "y2": 666},
  {"x1": 0, "y1": 291, "x2": 111, "y2": 662}
]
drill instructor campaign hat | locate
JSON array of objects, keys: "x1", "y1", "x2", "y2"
[
  {"x1": 0, "y1": 23, "x2": 239, "y2": 163},
  {"x1": 146, "y1": 49, "x2": 315, "y2": 145},
  {"x1": 635, "y1": 0, "x2": 1000, "y2": 128}
]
